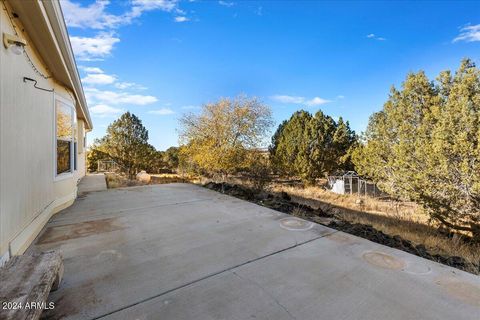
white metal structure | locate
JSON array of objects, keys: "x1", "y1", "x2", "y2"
[{"x1": 327, "y1": 171, "x2": 381, "y2": 197}]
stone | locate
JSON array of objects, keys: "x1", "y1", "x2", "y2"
[{"x1": 136, "y1": 171, "x2": 151, "y2": 183}]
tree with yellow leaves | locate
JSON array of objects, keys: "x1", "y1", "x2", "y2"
[{"x1": 179, "y1": 96, "x2": 273, "y2": 180}]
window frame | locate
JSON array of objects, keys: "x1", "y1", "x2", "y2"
[{"x1": 54, "y1": 94, "x2": 77, "y2": 181}]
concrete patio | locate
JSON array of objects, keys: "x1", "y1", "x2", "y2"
[
  {"x1": 77, "y1": 174, "x2": 107, "y2": 195},
  {"x1": 29, "y1": 182, "x2": 479, "y2": 320}
]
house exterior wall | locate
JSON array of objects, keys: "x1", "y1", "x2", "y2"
[
  {"x1": 0, "y1": 4, "x2": 88, "y2": 264},
  {"x1": 76, "y1": 120, "x2": 87, "y2": 179}
]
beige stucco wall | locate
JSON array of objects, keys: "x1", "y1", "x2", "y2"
[{"x1": 0, "y1": 5, "x2": 87, "y2": 263}]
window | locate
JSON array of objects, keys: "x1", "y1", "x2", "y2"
[
  {"x1": 55, "y1": 98, "x2": 77, "y2": 176},
  {"x1": 73, "y1": 115, "x2": 78, "y2": 171}
]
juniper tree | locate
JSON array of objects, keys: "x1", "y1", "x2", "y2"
[
  {"x1": 270, "y1": 110, "x2": 356, "y2": 183},
  {"x1": 270, "y1": 110, "x2": 312, "y2": 178},
  {"x1": 353, "y1": 59, "x2": 480, "y2": 239}
]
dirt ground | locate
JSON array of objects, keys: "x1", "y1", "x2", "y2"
[
  {"x1": 203, "y1": 181, "x2": 480, "y2": 275},
  {"x1": 101, "y1": 173, "x2": 479, "y2": 275}
]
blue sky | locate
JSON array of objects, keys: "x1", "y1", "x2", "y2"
[{"x1": 62, "y1": 0, "x2": 480, "y2": 151}]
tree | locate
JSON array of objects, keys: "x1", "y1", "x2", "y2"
[
  {"x1": 179, "y1": 96, "x2": 273, "y2": 180},
  {"x1": 245, "y1": 150, "x2": 271, "y2": 191},
  {"x1": 141, "y1": 147, "x2": 166, "y2": 174},
  {"x1": 163, "y1": 146, "x2": 180, "y2": 170},
  {"x1": 98, "y1": 112, "x2": 155, "y2": 178},
  {"x1": 269, "y1": 119, "x2": 287, "y2": 168},
  {"x1": 333, "y1": 117, "x2": 358, "y2": 171},
  {"x1": 352, "y1": 59, "x2": 480, "y2": 240},
  {"x1": 86, "y1": 143, "x2": 110, "y2": 172},
  {"x1": 270, "y1": 110, "x2": 357, "y2": 183},
  {"x1": 270, "y1": 111, "x2": 311, "y2": 177}
]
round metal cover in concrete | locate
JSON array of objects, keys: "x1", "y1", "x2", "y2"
[
  {"x1": 279, "y1": 217, "x2": 313, "y2": 231},
  {"x1": 362, "y1": 251, "x2": 405, "y2": 270}
]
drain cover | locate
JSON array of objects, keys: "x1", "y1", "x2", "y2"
[
  {"x1": 279, "y1": 217, "x2": 313, "y2": 231},
  {"x1": 362, "y1": 251, "x2": 405, "y2": 270}
]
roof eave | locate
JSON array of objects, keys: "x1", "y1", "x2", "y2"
[
  {"x1": 41, "y1": 0, "x2": 92, "y2": 130},
  {"x1": 7, "y1": 0, "x2": 93, "y2": 130}
]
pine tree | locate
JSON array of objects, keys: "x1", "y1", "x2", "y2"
[{"x1": 100, "y1": 112, "x2": 154, "y2": 178}]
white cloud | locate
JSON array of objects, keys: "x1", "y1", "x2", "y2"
[
  {"x1": 62, "y1": 0, "x2": 121, "y2": 29},
  {"x1": 63, "y1": 0, "x2": 183, "y2": 62},
  {"x1": 114, "y1": 82, "x2": 133, "y2": 90},
  {"x1": 114, "y1": 82, "x2": 147, "y2": 90},
  {"x1": 89, "y1": 104, "x2": 124, "y2": 117},
  {"x1": 70, "y1": 33, "x2": 120, "y2": 61},
  {"x1": 80, "y1": 67, "x2": 147, "y2": 89},
  {"x1": 130, "y1": 0, "x2": 178, "y2": 15},
  {"x1": 366, "y1": 33, "x2": 386, "y2": 41},
  {"x1": 305, "y1": 97, "x2": 331, "y2": 106},
  {"x1": 82, "y1": 73, "x2": 116, "y2": 85},
  {"x1": 64, "y1": 0, "x2": 175, "y2": 113},
  {"x1": 271, "y1": 95, "x2": 331, "y2": 106},
  {"x1": 85, "y1": 87, "x2": 158, "y2": 105},
  {"x1": 218, "y1": 1, "x2": 235, "y2": 7},
  {"x1": 81, "y1": 66, "x2": 104, "y2": 74},
  {"x1": 62, "y1": 0, "x2": 179, "y2": 30},
  {"x1": 271, "y1": 95, "x2": 305, "y2": 104},
  {"x1": 174, "y1": 16, "x2": 189, "y2": 22},
  {"x1": 148, "y1": 108, "x2": 175, "y2": 115},
  {"x1": 337, "y1": 95, "x2": 345, "y2": 99},
  {"x1": 453, "y1": 24, "x2": 480, "y2": 42},
  {"x1": 79, "y1": 67, "x2": 152, "y2": 110}
]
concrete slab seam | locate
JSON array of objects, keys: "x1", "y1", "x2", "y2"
[
  {"x1": 232, "y1": 271, "x2": 297, "y2": 320},
  {"x1": 92, "y1": 230, "x2": 338, "y2": 320}
]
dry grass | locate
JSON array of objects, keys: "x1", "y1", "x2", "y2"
[
  {"x1": 105, "y1": 172, "x2": 199, "y2": 189},
  {"x1": 104, "y1": 172, "x2": 145, "y2": 188},
  {"x1": 271, "y1": 183, "x2": 426, "y2": 222},
  {"x1": 150, "y1": 173, "x2": 199, "y2": 184},
  {"x1": 270, "y1": 182, "x2": 480, "y2": 267},
  {"x1": 291, "y1": 206, "x2": 308, "y2": 219}
]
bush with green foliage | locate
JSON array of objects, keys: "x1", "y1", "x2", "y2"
[
  {"x1": 270, "y1": 110, "x2": 357, "y2": 183},
  {"x1": 352, "y1": 59, "x2": 480, "y2": 239}
]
